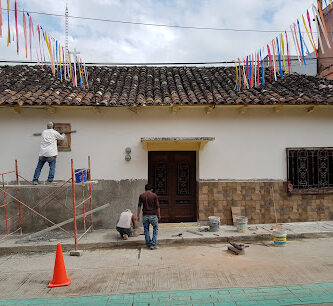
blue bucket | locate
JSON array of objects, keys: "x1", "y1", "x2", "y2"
[{"x1": 75, "y1": 169, "x2": 87, "y2": 183}]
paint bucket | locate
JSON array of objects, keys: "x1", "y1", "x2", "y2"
[
  {"x1": 75, "y1": 169, "x2": 87, "y2": 183},
  {"x1": 208, "y1": 216, "x2": 220, "y2": 232},
  {"x1": 235, "y1": 216, "x2": 248, "y2": 233},
  {"x1": 273, "y1": 229, "x2": 287, "y2": 247}
]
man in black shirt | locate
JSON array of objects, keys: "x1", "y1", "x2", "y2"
[{"x1": 137, "y1": 184, "x2": 161, "y2": 250}]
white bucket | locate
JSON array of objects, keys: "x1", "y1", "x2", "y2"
[
  {"x1": 236, "y1": 216, "x2": 248, "y2": 233},
  {"x1": 208, "y1": 216, "x2": 220, "y2": 232},
  {"x1": 273, "y1": 229, "x2": 287, "y2": 247}
]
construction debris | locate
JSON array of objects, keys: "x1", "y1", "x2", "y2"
[
  {"x1": 227, "y1": 242, "x2": 249, "y2": 255},
  {"x1": 171, "y1": 233, "x2": 183, "y2": 237}
]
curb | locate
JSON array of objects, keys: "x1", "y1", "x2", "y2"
[{"x1": 1, "y1": 231, "x2": 333, "y2": 256}]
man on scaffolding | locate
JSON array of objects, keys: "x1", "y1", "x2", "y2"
[{"x1": 32, "y1": 122, "x2": 65, "y2": 185}]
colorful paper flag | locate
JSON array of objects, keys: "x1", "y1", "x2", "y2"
[
  {"x1": 15, "y1": 0, "x2": 19, "y2": 54},
  {"x1": 7, "y1": 0, "x2": 11, "y2": 46},
  {"x1": 23, "y1": 9, "x2": 27, "y2": 57}
]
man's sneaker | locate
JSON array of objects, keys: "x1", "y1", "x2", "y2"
[
  {"x1": 123, "y1": 234, "x2": 129, "y2": 240},
  {"x1": 33, "y1": 181, "x2": 38, "y2": 185},
  {"x1": 150, "y1": 245, "x2": 158, "y2": 250},
  {"x1": 47, "y1": 181, "x2": 55, "y2": 185}
]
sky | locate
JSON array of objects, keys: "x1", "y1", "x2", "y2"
[{"x1": 0, "y1": 0, "x2": 321, "y2": 64}]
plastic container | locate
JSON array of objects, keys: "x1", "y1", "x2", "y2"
[
  {"x1": 273, "y1": 229, "x2": 287, "y2": 247},
  {"x1": 75, "y1": 169, "x2": 87, "y2": 183},
  {"x1": 236, "y1": 216, "x2": 248, "y2": 233},
  {"x1": 208, "y1": 216, "x2": 220, "y2": 232}
]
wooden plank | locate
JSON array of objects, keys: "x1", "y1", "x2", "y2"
[
  {"x1": 33, "y1": 130, "x2": 77, "y2": 136},
  {"x1": 3, "y1": 180, "x2": 99, "y2": 188},
  {"x1": 24, "y1": 203, "x2": 111, "y2": 239}
]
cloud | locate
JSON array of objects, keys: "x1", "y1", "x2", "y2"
[{"x1": 0, "y1": 0, "x2": 317, "y2": 63}]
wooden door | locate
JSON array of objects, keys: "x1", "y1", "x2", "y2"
[{"x1": 148, "y1": 151, "x2": 197, "y2": 223}]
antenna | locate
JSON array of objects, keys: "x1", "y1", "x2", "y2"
[
  {"x1": 65, "y1": 1, "x2": 69, "y2": 79},
  {"x1": 65, "y1": 2, "x2": 69, "y2": 56}
]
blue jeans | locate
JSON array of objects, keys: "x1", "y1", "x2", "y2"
[
  {"x1": 142, "y1": 215, "x2": 158, "y2": 247},
  {"x1": 33, "y1": 156, "x2": 56, "y2": 182}
]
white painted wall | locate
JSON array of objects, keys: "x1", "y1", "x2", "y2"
[{"x1": 0, "y1": 107, "x2": 332, "y2": 181}]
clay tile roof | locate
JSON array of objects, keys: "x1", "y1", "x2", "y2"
[{"x1": 0, "y1": 65, "x2": 332, "y2": 107}]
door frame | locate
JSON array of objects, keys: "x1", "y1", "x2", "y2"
[{"x1": 148, "y1": 150, "x2": 198, "y2": 223}]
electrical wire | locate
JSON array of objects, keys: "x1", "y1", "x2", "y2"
[
  {"x1": 0, "y1": 7, "x2": 322, "y2": 34},
  {"x1": 0, "y1": 57, "x2": 327, "y2": 65}
]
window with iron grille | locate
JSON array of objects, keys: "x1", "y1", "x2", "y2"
[{"x1": 287, "y1": 147, "x2": 333, "y2": 194}]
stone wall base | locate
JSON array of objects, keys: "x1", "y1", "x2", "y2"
[
  {"x1": 1, "y1": 179, "x2": 146, "y2": 233},
  {"x1": 198, "y1": 181, "x2": 333, "y2": 225}
]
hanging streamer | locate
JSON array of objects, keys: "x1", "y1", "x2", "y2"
[
  {"x1": 302, "y1": 14, "x2": 317, "y2": 57},
  {"x1": 251, "y1": 54, "x2": 254, "y2": 88},
  {"x1": 28, "y1": 13, "x2": 33, "y2": 61},
  {"x1": 271, "y1": 40, "x2": 277, "y2": 81},
  {"x1": 80, "y1": 58, "x2": 86, "y2": 88},
  {"x1": 68, "y1": 51, "x2": 72, "y2": 82},
  {"x1": 267, "y1": 44, "x2": 273, "y2": 82},
  {"x1": 77, "y1": 57, "x2": 83, "y2": 88},
  {"x1": 297, "y1": 19, "x2": 306, "y2": 65},
  {"x1": 238, "y1": 58, "x2": 241, "y2": 90},
  {"x1": 280, "y1": 33, "x2": 287, "y2": 74},
  {"x1": 317, "y1": 0, "x2": 330, "y2": 40},
  {"x1": 276, "y1": 37, "x2": 284, "y2": 78},
  {"x1": 56, "y1": 41, "x2": 59, "y2": 79},
  {"x1": 23, "y1": 9, "x2": 27, "y2": 58},
  {"x1": 7, "y1": 0, "x2": 11, "y2": 46},
  {"x1": 260, "y1": 49, "x2": 264, "y2": 86},
  {"x1": 242, "y1": 59, "x2": 249, "y2": 89},
  {"x1": 312, "y1": 4, "x2": 331, "y2": 50},
  {"x1": 62, "y1": 47, "x2": 66, "y2": 80},
  {"x1": 256, "y1": 52, "x2": 260, "y2": 87},
  {"x1": 307, "y1": 10, "x2": 316, "y2": 51},
  {"x1": 285, "y1": 31, "x2": 291, "y2": 74},
  {"x1": 44, "y1": 31, "x2": 55, "y2": 75},
  {"x1": 15, "y1": 0, "x2": 19, "y2": 54},
  {"x1": 249, "y1": 55, "x2": 252, "y2": 87},
  {"x1": 254, "y1": 53, "x2": 257, "y2": 87},
  {"x1": 302, "y1": 35, "x2": 313, "y2": 60},
  {"x1": 37, "y1": 25, "x2": 43, "y2": 66},
  {"x1": 234, "y1": 60, "x2": 239, "y2": 90},
  {"x1": 323, "y1": 0, "x2": 333, "y2": 40},
  {"x1": 291, "y1": 23, "x2": 302, "y2": 64},
  {"x1": 59, "y1": 43, "x2": 63, "y2": 82}
]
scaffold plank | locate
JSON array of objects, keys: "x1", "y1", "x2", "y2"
[{"x1": 2, "y1": 180, "x2": 98, "y2": 188}]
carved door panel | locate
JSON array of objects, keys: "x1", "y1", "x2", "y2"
[{"x1": 148, "y1": 151, "x2": 196, "y2": 223}]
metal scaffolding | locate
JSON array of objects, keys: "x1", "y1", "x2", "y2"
[{"x1": 0, "y1": 156, "x2": 97, "y2": 250}]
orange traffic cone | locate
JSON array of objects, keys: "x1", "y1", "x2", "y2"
[{"x1": 48, "y1": 243, "x2": 71, "y2": 288}]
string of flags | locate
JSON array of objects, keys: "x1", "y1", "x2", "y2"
[
  {"x1": 0, "y1": 0, "x2": 88, "y2": 88},
  {"x1": 233, "y1": 0, "x2": 332, "y2": 90}
]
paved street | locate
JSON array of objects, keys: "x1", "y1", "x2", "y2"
[{"x1": 0, "y1": 238, "x2": 333, "y2": 305}]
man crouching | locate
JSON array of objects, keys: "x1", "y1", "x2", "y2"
[{"x1": 116, "y1": 209, "x2": 136, "y2": 240}]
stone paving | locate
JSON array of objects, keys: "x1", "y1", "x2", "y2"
[{"x1": 1, "y1": 283, "x2": 333, "y2": 305}]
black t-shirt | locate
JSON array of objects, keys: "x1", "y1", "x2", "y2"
[{"x1": 138, "y1": 191, "x2": 160, "y2": 215}]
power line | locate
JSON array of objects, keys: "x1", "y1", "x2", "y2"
[
  {"x1": 0, "y1": 7, "x2": 319, "y2": 34},
  {"x1": 0, "y1": 57, "x2": 326, "y2": 66}
]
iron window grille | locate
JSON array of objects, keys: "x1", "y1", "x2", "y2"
[{"x1": 286, "y1": 147, "x2": 333, "y2": 194}]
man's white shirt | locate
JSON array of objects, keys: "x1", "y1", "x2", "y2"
[{"x1": 39, "y1": 129, "x2": 65, "y2": 157}]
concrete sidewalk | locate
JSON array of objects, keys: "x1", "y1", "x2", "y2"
[{"x1": 0, "y1": 221, "x2": 333, "y2": 255}]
